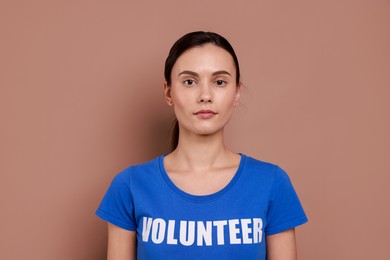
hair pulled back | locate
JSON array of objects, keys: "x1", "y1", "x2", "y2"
[{"x1": 164, "y1": 31, "x2": 241, "y2": 151}]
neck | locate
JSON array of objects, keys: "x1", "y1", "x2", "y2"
[{"x1": 170, "y1": 128, "x2": 234, "y2": 171}]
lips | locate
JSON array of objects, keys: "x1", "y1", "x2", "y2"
[{"x1": 194, "y1": 109, "x2": 217, "y2": 119}]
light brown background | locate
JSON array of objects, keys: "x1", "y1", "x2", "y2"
[{"x1": 1, "y1": 0, "x2": 389, "y2": 259}]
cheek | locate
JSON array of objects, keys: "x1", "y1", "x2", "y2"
[
  {"x1": 172, "y1": 93, "x2": 188, "y2": 110},
  {"x1": 171, "y1": 92, "x2": 191, "y2": 118},
  {"x1": 219, "y1": 92, "x2": 237, "y2": 109}
]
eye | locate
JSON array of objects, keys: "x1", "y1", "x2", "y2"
[
  {"x1": 183, "y1": 79, "x2": 195, "y2": 86},
  {"x1": 215, "y1": 80, "x2": 227, "y2": 87}
]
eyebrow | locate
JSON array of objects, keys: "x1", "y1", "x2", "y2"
[{"x1": 178, "y1": 70, "x2": 232, "y2": 77}]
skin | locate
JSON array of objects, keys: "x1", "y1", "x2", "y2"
[
  {"x1": 163, "y1": 44, "x2": 241, "y2": 195},
  {"x1": 107, "y1": 223, "x2": 136, "y2": 260},
  {"x1": 107, "y1": 43, "x2": 298, "y2": 260}
]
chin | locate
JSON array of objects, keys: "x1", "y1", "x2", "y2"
[
  {"x1": 179, "y1": 120, "x2": 229, "y2": 136},
  {"x1": 192, "y1": 125, "x2": 225, "y2": 136}
]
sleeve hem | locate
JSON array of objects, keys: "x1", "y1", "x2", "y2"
[
  {"x1": 96, "y1": 209, "x2": 137, "y2": 231},
  {"x1": 265, "y1": 216, "x2": 308, "y2": 236}
]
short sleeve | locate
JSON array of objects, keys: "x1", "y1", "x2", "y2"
[
  {"x1": 265, "y1": 166, "x2": 308, "y2": 236},
  {"x1": 96, "y1": 170, "x2": 136, "y2": 231}
]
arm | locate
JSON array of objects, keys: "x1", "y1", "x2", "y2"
[
  {"x1": 107, "y1": 223, "x2": 137, "y2": 260},
  {"x1": 266, "y1": 228, "x2": 297, "y2": 260}
]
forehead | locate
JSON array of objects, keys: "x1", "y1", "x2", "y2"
[{"x1": 172, "y1": 44, "x2": 236, "y2": 74}]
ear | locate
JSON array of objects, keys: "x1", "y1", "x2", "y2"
[
  {"x1": 164, "y1": 81, "x2": 173, "y2": 106},
  {"x1": 234, "y1": 83, "x2": 241, "y2": 106}
]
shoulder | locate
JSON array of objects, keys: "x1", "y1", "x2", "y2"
[
  {"x1": 241, "y1": 154, "x2": 293, "y2": 191},
  {"x1": 243, "y1": 154, "x2": 287, "y2": 177},
  {"x1": 112, "y1": 155, "x2": 162, "y2": 185}
]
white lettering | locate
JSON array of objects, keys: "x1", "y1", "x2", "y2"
[
  {"x1": 141, "y1": 217, "x2": 263, "y2": 246},
  {"x1": 197, "y1": 221, "x2": 212, "y2": 246},
  {"x1": 228, "y1": 219, "x2": 241, "y2": 244},
  {"x1": 167, "y1": 220, "x2": 177, "y2": 244},
  {"x1": 213, "y1": 220, "x2": 227, "y2": 245},
  {"x1": 241, "y1": 219, "x2": 253, "y2": 244},
  {"x1": 253, "y1": 218, "x2": 263, "y2": 243},
  {"x1": 151, "y1": 218, "x2": 166, "y2": 244},
  {"x1": 142, "y1": 217, "x2": 153, "y2": 242},
  {"x1": 179, "y1": 221, "x2": 195, "y2": 246}
]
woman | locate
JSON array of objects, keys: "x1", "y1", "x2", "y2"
[{"x1": 96, "y1": 31, "x2": 308, "y2": 260}]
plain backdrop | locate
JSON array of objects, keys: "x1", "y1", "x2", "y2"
[{"x1": 1, "y1": 0, "x2": 389, "y2": 259}]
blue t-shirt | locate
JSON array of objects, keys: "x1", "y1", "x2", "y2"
[{"x1": 96, "y1": 154, "x2": 308, "y2": 259}]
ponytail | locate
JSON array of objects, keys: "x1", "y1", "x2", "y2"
[{"x1": 170, "y1": 118, "x2": 179, "y2": 151}]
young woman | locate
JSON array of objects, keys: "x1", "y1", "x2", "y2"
[{"x1": 96, "y1": 31, "x2": 308, "y2": 260}]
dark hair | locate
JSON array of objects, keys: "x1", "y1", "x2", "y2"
[{"x1": 164, "y1": 31, "x2": 241, "y2": 151}]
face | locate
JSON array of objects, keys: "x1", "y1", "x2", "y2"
[{"x1": 164, "y1": 44, "x2": 240, "y2": 136}]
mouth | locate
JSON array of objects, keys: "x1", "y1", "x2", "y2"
[{"x1": 193, "y1": 109, "x2": 218, "y2": 119}]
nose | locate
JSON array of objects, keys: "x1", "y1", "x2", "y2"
[
  {"x1": 199, "y1": 96, "x2": 212, "y2": 103},
  {"x1": 197, "y1": 84, "x2": 213, "y2": 103}
]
